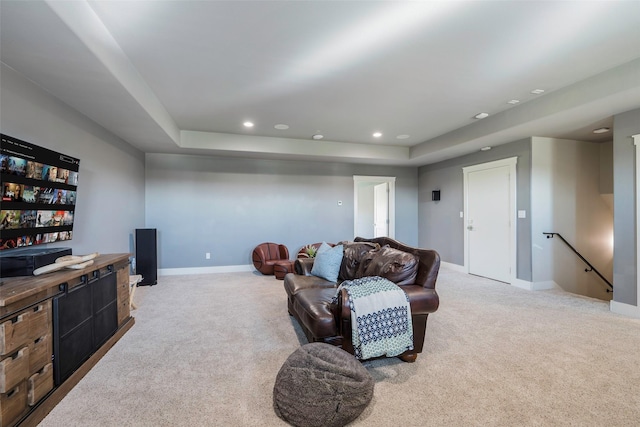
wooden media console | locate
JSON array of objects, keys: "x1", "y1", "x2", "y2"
[{"x1": 0, "y1": 253, "x2": 134, "y2": 427}]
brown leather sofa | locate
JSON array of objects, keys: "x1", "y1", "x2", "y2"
[
  {"x1": 283, "y1": 236, "x2": 440, "y2": 362},
  {"x1": 252, "y1": 242, "x2": 290, "y2": 275}
]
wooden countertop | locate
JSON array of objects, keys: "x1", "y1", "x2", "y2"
[{"x1": 0, "y1": 253, "x2": 130, "y2": 307}]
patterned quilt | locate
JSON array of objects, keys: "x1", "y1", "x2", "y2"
[{"x1": 336, "y1": 276, "x2": 413, "y2": 360}]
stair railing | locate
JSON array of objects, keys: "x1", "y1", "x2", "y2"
[{"x1": 543, "y1": 232, "x2": 613, "y2": 293}]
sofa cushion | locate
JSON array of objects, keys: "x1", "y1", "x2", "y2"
[
  {"x1": 363, "y1": 245, "x2": 418, "y2": 285},
  {"x1": 339, "y1": 241, "x2": 380, "y2": 281},
  {"x1": 311, "y1": 243, "x2": 343, "y2": 282},
  {"x1": 284, "y1": 273, "x2": 337, "y2": 298}
]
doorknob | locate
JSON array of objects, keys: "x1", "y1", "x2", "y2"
[{"x1": 467, "y1": 226, "x2": 473, "y2": 231}]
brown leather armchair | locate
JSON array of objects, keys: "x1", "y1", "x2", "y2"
[{"x1": 252, "y1": 242, "x2": 290, "y2": 275}]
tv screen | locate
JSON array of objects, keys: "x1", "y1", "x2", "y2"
[{"x1": 0, "y1": 134, "x2": 80, "y2": 250}]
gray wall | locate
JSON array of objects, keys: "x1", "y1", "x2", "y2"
[
  {"x1": 145, "y1": 153, "x2": 418, "y2": 268},
  {"x1": 0, "y1": 64, "x2": 146, "y2": 255},
  {"x1": 418, "y1": 139, "x2": 532, "y2": 281},
  {"x1": 613, "y1": 108, "x2": 640, "y2": 306}
]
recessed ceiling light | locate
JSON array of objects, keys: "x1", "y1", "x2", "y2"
[
  {"x1": 396, "y1": 135, "x2": 410, "y2": 139},
  {"x1": 274, "y1": 124, "x2": 289, "y2": 130},
  {"x1": 243, "y1": 121, "x2": 254, "y2": 128},
  {"x1": 474, "y1": 112, "x2": 489, "y2": 119},
  {"x1": 593, "y1": 127, "x2": 611, "y2": 134},
  {"x1": 312, "y1": 134, "x2": 324, "y2": 140},
  {"x1": 507, "y1": 99, "x2": 520, "y2": 105},
  {"x1": 373, "y1": 132, "x2": 382, "y2": 138},
  {"x1": 480, "y1": 146, "x2": 492, "y2": 151},
  {"x1": 530, "y1": 89, "x2": 545, "y2": 95}
]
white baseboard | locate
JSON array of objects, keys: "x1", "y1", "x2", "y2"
[
  {"x1": 610, "y1": 300, "x2": 640, "y2": 319},
  {"x1": 440, "y1": 263, "x2": 558, "y2": 292},
  {"x1": 510, "y1": 278, "x2": 533, "y2": 290},
  {"x1": 441, "y1": 261, "x2": 466, "y2": 273},
  {"x1": 533, "y1": 280, "x2": 560, "y2": 291},
  {"x1": 159, "y1": 264, "x2": 254, "y2": 276},
  {"x1": 511, "y1": 279, "x2": 558, "y2": 291}
]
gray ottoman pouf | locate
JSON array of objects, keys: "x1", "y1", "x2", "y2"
[{"x1": 273, "y1": 343, "x2": 374, "y2": 427}]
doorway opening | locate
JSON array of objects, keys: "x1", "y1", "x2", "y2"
[{"x1": 353, "y1": 176, "x2": 396, "y2": 239}]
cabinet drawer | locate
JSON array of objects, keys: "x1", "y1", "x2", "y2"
[
  {"x1": 29, "y1": 301, "x2": 52, "y2": 339},
  {"x1": 28, "y1": 363, "x2": 53, "y2": 406},
  {"x1": 117, "y1": 298, "x2": 129, "y2": 326},
  {"x1": 29, "y1": 334, "x2": 52, "y2": 374},
  {"x1": 118, "y1": 283, "x2": 129, "y2": 301},
  {"x1": 0, "y1": 313, "x2": 30, "y2": 356},
  {"x1": 0, "y1": 381, "x2": 27, "y2": 427},
  {"x1": 116, "y1": 267, "x2": 129, "y2": 292},
  {"x1": 0, "y1": 347, "x2": 29, "y2": 393}
]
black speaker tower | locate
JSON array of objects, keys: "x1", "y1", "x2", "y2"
[{"x1": 135, "y1": 228, "x2": 157, "y2": 286}]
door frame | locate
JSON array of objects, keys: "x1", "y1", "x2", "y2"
[
  {"x1": 634, "y1": 134, "x2": 640, "y2": 308},
  {"x1": 463, "y1": 157, "x2": 517, "y2": 283},
  {"x1": 353, "y1": 176, "x2": 396, "y2": 239}
]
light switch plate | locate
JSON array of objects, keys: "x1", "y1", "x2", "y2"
[{"x1": 518, "y1": 210, "x2": 526, "y2": 218}]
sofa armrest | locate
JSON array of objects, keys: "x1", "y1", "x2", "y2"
[
  {"x1": 335, "y1": 287, "x2": 354, "y2": 355},
  {"x1": 294, "y1": 258, "x2": 315, "y2": 276}
]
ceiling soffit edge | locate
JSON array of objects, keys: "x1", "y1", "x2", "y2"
[
  {"x1": 44, "y1": 0, "x2": 180, "y2": 145},
  {"x1": 179, "y1": 130, "x2": 410, "y2": 163},
  {"x1": 409, "y1": 58, "x2": 640, "y2": 164}
]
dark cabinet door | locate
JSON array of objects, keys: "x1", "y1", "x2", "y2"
[
  {"x1": 92, "y1": 271, "x2": 117, "y2": 348},
  {"x1": 53, "y1": 281, "x2": 93, "y2": 385},
  {"x1": 53, "y1": 267, "x2": 118, "y2": 385}
]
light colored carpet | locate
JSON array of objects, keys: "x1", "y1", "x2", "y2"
[{"x1": 39, "y1": 267, "x2": 640, "y2": 426}]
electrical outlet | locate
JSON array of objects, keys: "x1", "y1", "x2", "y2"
[{"x1": 205, "y1": 252, "x2": 211, "y2": 259}]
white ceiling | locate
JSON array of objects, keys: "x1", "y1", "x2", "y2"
[{"x1": 1, "y1": 0, "x2": 639, "y2": 166}]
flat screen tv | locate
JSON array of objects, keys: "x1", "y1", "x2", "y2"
[{"x1": 0, "y1": 133, "x2": 80, "y2": 251}]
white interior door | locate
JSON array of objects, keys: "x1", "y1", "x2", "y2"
[
  {"x1": 374, "y1": 182, "x2": 389, "y2": 237},
  {"x1": 464, "y1": 158, "x2": 517, "y2": 283}
]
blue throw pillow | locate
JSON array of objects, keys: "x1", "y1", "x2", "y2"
[
  {"x1": 316, "y1": 241, "x2": 332, "y2": 255},
  {"x1": 311, "y1": 243, "x2": 344, "y2": 283}
]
